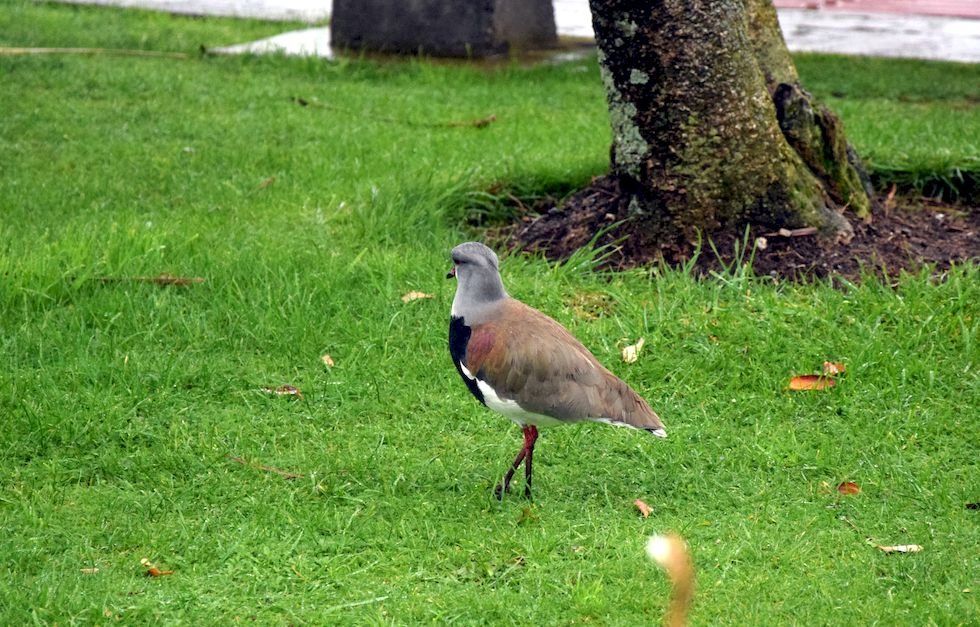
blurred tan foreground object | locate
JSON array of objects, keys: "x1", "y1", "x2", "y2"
[{"x1": 647, "y1": 534, "x2": 695, "y2": 627}]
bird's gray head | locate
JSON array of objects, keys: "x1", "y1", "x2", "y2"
[{"x1": 448, "y1": 242, "x2": 507, "y2": 318}]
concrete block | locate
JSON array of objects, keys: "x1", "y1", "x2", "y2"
[{"x1": 331, "y1": 0, "x2": 557, "y2": 57}]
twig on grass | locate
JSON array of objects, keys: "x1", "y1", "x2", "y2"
[
  {"x1": 762, "y1": 226, "x2": 819, "y2": 238},
  {"x1": 0, "y1": 46, "x2": 189, "y2": 59},
  {"x1": 840, "y1": 516, "x2": 923, "y2": 554},
  {"x1": 290, "y1": 96, "x2": 496, "y2": 130},
  {"x1": 229, "y1": 456, "x2": 304, "y2": 479},
  {"x1": 322, "y1": 596, "x2": 389, "y2": 613}
]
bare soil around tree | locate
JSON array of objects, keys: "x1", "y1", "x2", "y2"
[{"x1": 514, "y1": 175, "x2": 979, "y2": 283}]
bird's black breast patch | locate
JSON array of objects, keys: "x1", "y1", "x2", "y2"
[{"x1": 449, "y1": 316, "x2": 485, "y2": 405}]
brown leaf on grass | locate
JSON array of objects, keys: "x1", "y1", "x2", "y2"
[
  {"x1": 258, "y1": 175, "x2": 276, "y2": 190},
  {"x1": 837, "y1": 481, "x2": 861, "y2": 495},
  {"x1": 140, "y1": 558, "x2": 174, "y2": 577},
  {"x1": 471, "y1": 114, "x2": 497, "y2": 128},
  {"x1": 788, "y1": 374, "x2": 837, "y2": 390},
  {"x1": 884, "y1": 184, "x2": 898, "y2": 214},
  {"x1": 634, "y1": 498, "x2": 653, "y2": 518},
  {"x1": 100, "y1": 273, "x2": 205, "y2": 286},
  {"x1": 322, "y1": 354, "x2": 335, "y2": 367},
  {"x1": 823, "y1": 361, "x2": 846, "y2": 376},
  {"x1": 875, "y1": 544, "x2": 923, "y2": 554},
  {"x1": 145, "y1": 567, "x2": 174, "y2": 577},
  {"x1": 622, "y1": 338, "x2": 645, "y2": 364},
  {"x1": 262, "y1": 385, "x2": 304, "y2": 400},
  {"x1": 401, "y1": 291, "x2": 434, "y2": 303}
]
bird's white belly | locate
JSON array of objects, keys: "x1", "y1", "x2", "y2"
[
  {"x1": 475, "y1": 379, "x2": 566, "y2": 427},
  {"x1": 459, "y1": 360, "x2": 565, "y2": 427}
]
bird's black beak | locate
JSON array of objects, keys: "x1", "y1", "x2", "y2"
[{"x1": 446, "y1": 266, "x2": 456, "y2": 279}]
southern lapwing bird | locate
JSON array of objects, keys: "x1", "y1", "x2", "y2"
[{"x1": 447, "y1": 241, "x2": 666, "y2": 499}]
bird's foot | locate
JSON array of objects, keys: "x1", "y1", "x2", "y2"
[{"x1": 494, "y1": 481, "x2": 533, "y2": 500}]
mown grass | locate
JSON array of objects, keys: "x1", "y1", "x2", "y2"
[
  {"x1": 1, "y1": 2, "x2": 978, "y2": 624},
  {"x1": 795, "y1": 53, "x2": 980, "y2": 199}
]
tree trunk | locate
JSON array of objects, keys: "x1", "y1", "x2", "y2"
[
  {"x1": 586, "y1": 0, "x2": 870, "y2": 246},
  {"x1": 745, "y1": 0, "x2": 874, "y2": 215}
]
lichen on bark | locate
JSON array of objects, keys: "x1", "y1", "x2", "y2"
[{"x1": 596, "y1": 47, "x2": 649, "y2": 181}]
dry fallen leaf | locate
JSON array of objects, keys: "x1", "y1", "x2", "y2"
[
  {"x1": 623, "y1": 337, "x2": 645, "y2": 364},
  {"x1": 875, "y1": 544, "x2": 922, "y2": 554},
  {"x1": 258, "y1": 175, "x2": 276, "y2": 190},
  {"x1": 140, "y1": 558, "x2": 174, "y2": 577},
  {"x1": 262, "y1": 385, "x2": 304, "y2": 400},
  {"x1": 322, "y1": 354, "x2": 335, "y2": 367},
  {"x1": 80, "y1": 567, "x2": 100, "y2": 574},
  {"x1": 823, "y1": 361, "x2": 846, "y2": 376},
  {"x1": 884, "y1": 183, "x2": 898, "y2": 213},
  {"x1": 100, "y1": 273, "x2": 205, "y2": 286},
  {"x1": 470, "y1": 114, "x2": 497, "y2": 128},
  {"x1": 634, "y1": 498, "x2": 653, "y2": 518},
  {"x1": 788, "y1": 374, "x2": 836, "y2": 390},
  {"x1": 146, "y1": 273, "x2": 205, "y2": 286},
  {"x1": 837, "y1": 481, "x2": 861, "y2": 495},
  {"x1": 401, "y1": 291, "x2": 434, "y2": 303}
]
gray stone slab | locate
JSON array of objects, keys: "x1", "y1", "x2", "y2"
[{"x1": 330, "y1": 0, "x2": 556, "y2": 57}]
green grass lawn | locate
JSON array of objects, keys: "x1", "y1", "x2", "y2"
[{"x1": 1, "y1": 2, "x2": 978, "y2": 624}]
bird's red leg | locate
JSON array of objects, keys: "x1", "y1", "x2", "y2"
[
  {"x1": 496, "y1": 447, "x2": 526, "y2": 499},
  {"x1": 523, "y1": 425, "x2": 538, "y2": 498},
  {"x1": 495, "y1": 425, "x2": 539, "y2": 500}
]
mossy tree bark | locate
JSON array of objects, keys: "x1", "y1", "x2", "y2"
[{"x1": 588, "y1": 0, "x2": 871, "y2": 245}]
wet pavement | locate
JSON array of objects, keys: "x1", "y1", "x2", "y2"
[{"x1": 56, "y1": 0, "x2": 980, "y2": 63}]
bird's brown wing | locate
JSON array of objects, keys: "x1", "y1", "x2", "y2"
[{"x1": 466, "y1": 299, "x2": 665, "y2": 432}]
